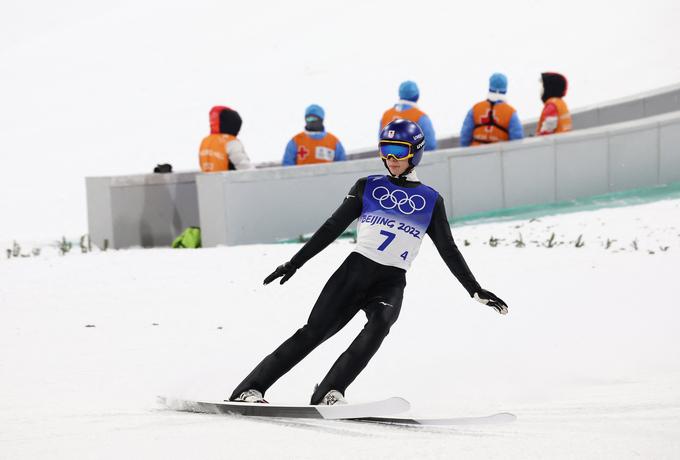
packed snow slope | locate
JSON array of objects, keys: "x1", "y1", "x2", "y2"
[
  {"x1": 2, "y1": 0, "x2": 680, "y2": 240},
  {"x1": 1, "y1": 197, "x2": 679, "y2": 459}
]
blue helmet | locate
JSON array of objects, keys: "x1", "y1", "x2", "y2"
[
  {"x1": 304, "y1": 104, "x2": 325, "y2": 120},
  {"x1": 379, "y1": 119, "x2": 426, "y2": 168},
  {"x1": 398, "y1": 80, "x2": 419, "y2": 102},
  {"x1": 489, "y1": 73, "x2": 508, "y2": 94}
]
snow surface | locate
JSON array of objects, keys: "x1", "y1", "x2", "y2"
[
  {"x1": 1, "y1": 197, "x2": 679, "y2": 459},
  {"x1": 1, "y1": 1, "x2": 679, "y2": 457},
  {"x1": 2, "y1": 0, "x2": 680, "y2": 239}
]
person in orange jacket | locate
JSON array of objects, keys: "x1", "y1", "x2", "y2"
[
  {"x1": 536, "y1": 72, "x2": 573, "y2": 136},
  {"x1": 380, "y1": 81, "x2": 436, "y2": 151},
  {"x1": 199, "y1": 106, "x2": 254, "y2": 172},
  {"x1": 460, "y1": 73, "x2": 523, "y2": 146},
  {"x1": 282, "y1": 104, "x2": 346, "y2": 166}
]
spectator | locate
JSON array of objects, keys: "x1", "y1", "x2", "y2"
[
  {"x1": 199, "y1": 106, "x2": 254, "y2": 172},
  {"x1": 283, "y1": 105, "x2": 346, "y2": 166},
  {"x1": 460, "y1": 73, "x2": 523, "y2": 147},
  {"x1": 380, "y1": 81, "x2": 436, "y2": 151},
  {"x1": 536, "y1": 72, "x2": 573, "y2": 136}
]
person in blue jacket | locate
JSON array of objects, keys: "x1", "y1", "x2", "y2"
[
  {"x1": 283, "y1": 105, "x2": 347, "y2": 166},
  {"x1": 380, "y1": 81, "x2": 437, "y2": 151},
  {"x1": 460, "y1": 73, "x2": 523, "y2": 147}
]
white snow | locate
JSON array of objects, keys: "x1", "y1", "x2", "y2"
[
  {"x1": 1, "y1": 0, "x2": 680, "y2": 239},
  {"x1": 1, "y1": 1, "x2": 679, "y2": 457},
  {"x1": 1, "y1": 197, "x2": 679, "y2": 459}
]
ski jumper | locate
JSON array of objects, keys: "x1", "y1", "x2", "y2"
[{"x1": 230, "y1": 175, "x2": 481, "y2": 404}]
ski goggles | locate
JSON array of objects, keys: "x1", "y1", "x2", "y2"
[{"x1": 378, "y1": 140, "x2": 414, "y2": 161}]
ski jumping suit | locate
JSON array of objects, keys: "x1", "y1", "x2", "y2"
[{"x1": 230, "y1": 174, "x2": 482, "y2": 404}]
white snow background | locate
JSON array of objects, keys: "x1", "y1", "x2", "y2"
[
  {"x1": 1, "y1": 1, "x2": 680, "y2": 459},
  {"x1": 1, "y1": 200, "x2": 679, "y2": 459},
  {"x1": 1, "y1": 0, "x2": 680, "y2": 240}
]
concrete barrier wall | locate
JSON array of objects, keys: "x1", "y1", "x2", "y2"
[
  {"x1": 86, "y1": 172, "x2": 200, "y2": 249},
  {"x1": 86, "y1": 84, "x2": 680, "y2": 249},
  {"x1": 196, "y1": 110, "x2": 680, "y2": 246}
]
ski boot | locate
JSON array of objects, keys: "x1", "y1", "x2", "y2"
[
  {"x1": 318, "y1": 389, "x2": 347, "y2": 406},
  {"x1": 232, "y1": 389, "x2": 268, "y2": 403}
]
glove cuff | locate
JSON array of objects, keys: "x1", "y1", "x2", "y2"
[
  {"x1": 288, "y1": 260, "x2": 300, "y2": 270},
  {"x1": 468, "y1": 284, "x2": 482, "y2": 297}
]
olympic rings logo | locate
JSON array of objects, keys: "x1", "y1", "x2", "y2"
[{"x1": 372, "y1": 186, "x2": 426, "y2": 215}]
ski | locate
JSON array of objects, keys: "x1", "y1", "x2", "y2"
[
  {"x1": 352, "y1": 412, "x2": 517, "y2": 426},
  {"x1": 158, "y1": 396, "x2": 410, "y2": 420}
]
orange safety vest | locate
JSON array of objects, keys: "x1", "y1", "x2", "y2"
[
  {"x1": 537, "y1": 97, "x2": 572, "y2": 135},
  {"x1": 381, "y1": 105, "x2": 426, "y2": 129},
  {"x1": 293, "y1": 132, "x2": 340, "y2": 165},
  {"x1": 198, "y1": 134, "x2": 236, "y2": 172},
  {"x1": 471, "y1": 100, "x2": 517, "y2": 145}
]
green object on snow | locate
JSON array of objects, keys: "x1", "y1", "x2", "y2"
[{"x1": 172, "y1": 227, "x2": 201, "y2": 248}]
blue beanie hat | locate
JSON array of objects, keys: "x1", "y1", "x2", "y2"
[
  {"x1": 398, "y1": 80, "x2": 419, "y2": 102},
  {"x1": 489, "y1": 73, "x2": 508, "y2": 94},
  {"x1": 305, "y1": 104, "x2": 325, "y2": 120}
]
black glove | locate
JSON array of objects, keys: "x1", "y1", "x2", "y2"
[
  {"x1": 263, "y1": 262, "x2": 297, "y2": 285},
  {"x1": 473, "y1": 289, "x2": 508, "y2": 315}
]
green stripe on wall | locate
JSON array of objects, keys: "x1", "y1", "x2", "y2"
[
  {"x1": 453, "y1": 181, "x2": 680, "y2": 227},
  {"x1": 278, "y1": 181, "x2": 680, "y2": 243}
]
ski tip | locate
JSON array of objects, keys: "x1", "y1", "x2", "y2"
[
  {"x1": 389, "y1": 397, "x2": 411, "y2": 412},
  {"x1": 493, "y1": 412, "x2": 517, "y2": 423}
]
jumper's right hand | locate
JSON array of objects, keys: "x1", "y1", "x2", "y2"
[
  {"x1": 263, "y1": 262, "x2": 297, "y2": 285},
  {"x1": 473, "y1": 289, "x2": 508, "y2": 315}
]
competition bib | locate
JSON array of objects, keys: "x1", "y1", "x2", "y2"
[{"x1": 354, "y1": 175, "x2": 438, "y2": 270}]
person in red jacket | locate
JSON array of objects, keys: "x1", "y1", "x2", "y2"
[
  {"x1": 536, "y1": 73, "x2": 573, "y2": 136},
  {"x1": 198, "y1": 106, "x2": 254, "y2": 172}
]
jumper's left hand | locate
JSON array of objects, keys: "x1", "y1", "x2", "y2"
[
  {"x1": 473, "y1": 289, "x2": 508, "y2": 315},
  {"x1": 263, "y1": 261, "x2": 297, "y2": 285}
]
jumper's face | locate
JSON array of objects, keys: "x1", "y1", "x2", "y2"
[{"x1": 386, "y1": 158, "x2": 410, "y2": 176}]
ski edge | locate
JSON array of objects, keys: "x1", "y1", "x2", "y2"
[
  {"x1": 316, "y1": 396, "x2": 410, "y2": 419},
  {"x1": 157, "y1": 396, "x2": 411, "y2": 420},
  {"x1": 352, "y1": 412, "x2": 517, "y2": 426}
]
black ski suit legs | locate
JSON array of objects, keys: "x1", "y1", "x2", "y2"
[
  {"x1": 230, "y1": 252, "x2": 405, "y2": 403},
  {"x1": 309, "y1": 299, "x2": 401, "y2": 404}
]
